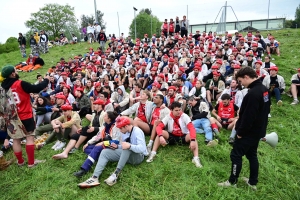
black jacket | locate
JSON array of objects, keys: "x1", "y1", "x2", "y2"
[
  {"x1": 191, "y1": 100, "x2": 208, "y2": 120},
  {"x1": 1, "y1": 78, "x2": 49, "y2": 94},
  {"x1": 18, "y1": 36, "x2": 26, "y2": 46},
  {"x1": 33, "y1": 57, "x2": 45, "y2": 66},
  {"x1": 235, "y1": 79, "x2": 270, "y2": 138}
]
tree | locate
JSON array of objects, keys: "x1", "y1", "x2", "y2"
[
  {"x1": 295, "y1": 4, "x2": 300, "y2": 27},
  {"x1": 129, "y1": 9, "x2": 162, "y2": 39},
  {"x1": 80, "y1": 10, "x2": 106, "y2": 30},
  {"x1": 25, "y1": 4, "x2": 77, "y2": 39}
]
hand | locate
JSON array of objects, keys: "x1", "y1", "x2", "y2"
[
  {"x1": 96, "y1": 142, "x2": 103, "y2": 146},
  {"x1": 209, "y1": 86, "x2": 214, "y2": 90},
  {"x1": 159, "y1": 136, "x2": 167, "y2": 146},
  {"x1": 82, "y1": 144, "x2": 88, "y2": 151},
  {"x1": 214, "y1": 87, "x2": 218, "y2": 91},
  {"x1": 121, "y1": 142, "x2": 131, "y2": 150},
  {"x1": 113, "y1": 103, "x2": 119, "y2": 108},
  {"x1": 189, "y1": 140, "x2": 196, "y2": 151},
  {"x1": 160, "y1": 104, "x2": 166, "y2": 109},
  {"x1": 51, "y1": 107, "x2": 59, "y2": 112},
  {"x1": 154, "y1": 119, "x2": 161, "y2": 126},
  {"x1": 217, "y1": 116, "x2": 222, "y2": 122},
  {"x1": 90, "y1": 97, "x2": 94, "y2": 101},
  {"x1": 77, "y1": 128, "x2": 82, "y2": 134},
  {"x1": 228, "y1": 118, "x2": 234, "y2": 123},
  {"x1": 110, "y1": 143, "x2": 118, "y2": 149},
  {"x1": 237, "y1": 135, "x2": 242, "y2": 139},
  {"x1": 87, "y1": 127, "x2": 95, "y2": 133},
  {"x1": 4, "y1": 139, "x2": 10, "y2": 149}
]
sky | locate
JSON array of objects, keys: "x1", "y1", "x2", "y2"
[{"x1": 0, "y1": 0, "x2": 298, "y2": 43}]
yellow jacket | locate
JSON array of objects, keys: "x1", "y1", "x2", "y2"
[{"x1": 34, "y1": 33, "x2": 40, "y2": 44}]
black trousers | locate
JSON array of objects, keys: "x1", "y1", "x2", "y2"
[
  {"x1": 181, "y1": 29, "x2": 187, "y2": 37},
  {"x1": 229, "y1": 136, "x2": 260, "y2": 185}
]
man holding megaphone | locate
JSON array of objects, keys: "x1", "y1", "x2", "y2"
[{"x1": 218, "y1": 67, "x2": 271, "y2": 190}]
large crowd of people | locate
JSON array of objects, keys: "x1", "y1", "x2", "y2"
[{"x1": 1, "y1": 15, "x2": 299, "y2": 190}]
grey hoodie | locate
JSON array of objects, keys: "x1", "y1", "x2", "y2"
[{"x1": 111, "y1": 85, "x2": 129, "y2": 107}]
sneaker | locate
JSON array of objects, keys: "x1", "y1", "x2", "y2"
[
  {"x1": 78, "y1": 177, "x2": 100, "y2": 188},
  {"x1": 268, "y1": 114, "x2": 271, "y2": 118},
  {"x1": 146, "y1": 144, "x2": 152, "y2": 155},
  {"x1": 277, "y1": 100, "x2": 283, "y2": 106},
  {"x1": 228, "y1": 137, "x2": 235, "y2": 145},
  {"x1": 217, "y1": 180, "x2": 236, "y2": 187},
  {"x1": 54, "y1": 142, "x2": 66, "y2": 151},
  {"x1": 17, "y1": 160, "x2": 25, "y2": 167},
  {"x1": 207, "y1": 139, "x2": 218, "y2": 147},
  {"x1": 213, "y1": 128, "x2": 220, "y2": 136},
  {"x1": 291, "y1": 100, "x2": 299, "y2": 105},
  {"x1": 69, "y1": 147, "x2": 78, "y2": 154},
  {"x1": 51, "y1": 141, "x2": 61, "y2": 149},
  {"x1": 286, "y1": 92, "x2": 292, "y2": 98},
  {"x1": 104, "y1": 173, "x2": 118, "y2": 186},
  {"x1": 192, "y1": 157, "x2": 203, "y2": 168},
  {"x1": 241, "y1": 177, "x2": 257, "y2": 191},
  {"x1": 28, "y1": 159, "x2": 46, "y2": 168},
  {"x1": 36, "y1": 142, "x2": 45, "y2": 150},
  {"x1": 74, "y1": 169, "x2": 87, "y2": 178},
  {"x1": 146, "y1": 152, "x2": 156, "y2": 163}
]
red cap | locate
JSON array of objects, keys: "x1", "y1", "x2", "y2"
[
  {"x1": 86, "y1": 66, "x2": 93, "y2": 70},
  {"x1": 61, "y1": 104, "x2": 73, "y2": 111},
  {"x1": 194, "y1": 66, "x2": 201, "y2": 71},
  {"x1": 153, "y1": 62, "x2": 159, "y2": 67},
  {"x1": 94, "y1": 82, "x2": 101, "y2": 88},
  {"x1": 163, "y1": 54, "x2": 169, "y2": 59},
  {"x1": 152, "y1": 82, "x2": 161, "y2": 89},
  {"x1": 233, "y1": 64, "x2": 241, "y2": 69},
  {"x1": 247, "y1": 33, "x2": 252, "y2": 37},
  {"x1": 95, "y1": 60, "x2": 100, "y2": 65},
  {"x1": 212, "y1": 71, "x2": 221, "y2": 76},
  {"x1": 252, "y1": 43, "x2": 258, "y2": 47},
  {"x1": 179, "y1": 67, "x2": 185, "y2": 73},
  {"x1": 74, "y1": 56, "x2": 79, "y2": 59},
  {"x1": 116, "y1": 116, "x2": 131, "y2": 128},
  {"x1": 81, "y1": 63, "x2": 86, "y2": 66},
  {"x1": 254, "y1": 37, "x2": 259, "y2": 41},
  {"x1": 118, "y1": 61, "x2": 124, "y2": 65},
  {"x1": 76, "y1": 68, "x2": 82, "y2": 71},
  {"x1": 134, "y1": 61, "x2": 140, "y2": 65},
  {"x1": 232, "y1": 48, "x2": 238, "y2": 52},
  {"x1": 270, "y1": 66, "x2": 278, "y2": 71},
  {"x1": 55, "y1": 94, "x2": 66, "y2": 100},
  {"x1": 61, "y1": 72, "x2": 67, "y2": 76},
  {"x1": 255, "y1": 60, "x2": 263, "y2": 65},
  {"x1": 143, "y1": 43, "x2": 148, "y2": 47},
  {"x1": 216, "y1": 59, "x2": 223, "y2": 65},
  {"x1": 168, "y1": 86, "x2": 177, "y2": 91},
  {"x1": 211, "y1": 65, "x2": 219, "y2": 69},
  {"x1": 239, "y1": 38, "x2": 245, "y2": 41},
  {"x1": 142, "y1": 62, "x2": 147, "y2": 66},
  {"x1": 93, "y1": 99, "x2": 105, "y2": 105},
  {"x1": 168, "y1": 58, "x2": 174, "y2": 62},
  {"x1": 151, "y1": 67, "x2": 158, "y2": 71},
  {"x1": 158, "y1": 73, "x2": 165, "y2": 79},
  {"x1": 206, "y1": 51, "x2": 212, "y2": 54},
  {"x1": 101, "y1": 55, "x2": 106, "y2": 58}
]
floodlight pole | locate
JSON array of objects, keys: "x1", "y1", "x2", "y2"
[
  {"x1": 94, "y1": 0, "x2": 98, "y2": 23},
  {"x1": 133, "y1": 7, "x2": 138, "y2": 39},
  {"x1": 117, "y1": 12, "x2": 120, "y2": 37},
  {"x1": 267, "y1": 0, "x2": 270, "y2": 30}
]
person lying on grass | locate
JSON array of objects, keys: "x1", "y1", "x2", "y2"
[
  {"x1": 78, "y1": 116, "x2": 147, "y2": 188},
  {"x1": 146, "y1": 101, "x2": 203, "y2": 168},
  {"x1": 52, "y1": 99, "x2": 106, "y2": 159},
  {"x1": 73, "y1": 111, "x2": 120, "y2": 177}
]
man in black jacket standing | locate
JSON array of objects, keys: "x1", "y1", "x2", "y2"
[
  {"x1": 218, "y1": 67, "x2": 270, "y2": 190},
  {"x1": 18, "y1": 33, "x2": 26, "y2": 58}
]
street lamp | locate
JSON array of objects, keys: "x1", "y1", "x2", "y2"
[
  {"x1": 94, "y1": 0, "x2": 98, "y2": 23},
  {"x1": 133, "y1": 7, "x2": 138, "y2": 39}
]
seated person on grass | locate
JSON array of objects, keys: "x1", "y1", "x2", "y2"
[
  {"x1": 289, "y1": 68, "x2": 300, "y2": 105},
  {"x1": 78, "y1": 116, "x2": 147, "y2": 188},
  {"x1": 73, "y1": 111, "x2": 120, "y2": 177},
  {"x1": 210, "y1": 93, "x2": 239, "y2": 134},
  {"x1": 35, "y1": 93, "x2": 66, "y2": 149},
  {"x1": 146, "y1": 101, "x2": 203, "y2": 168},
  {"x1": 52, "y1": 99, "x2": 106, "y2": 159},
  {"x1": 50, "y1": 104, "x2": 81, "y2": 151},
  {"x1": 205, "y1": 71, "x2": 225, "y2": 107}
]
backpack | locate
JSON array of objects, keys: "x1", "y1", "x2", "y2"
[{"x1": 0, "y1": 87, "x2": 28, "y2": 139}]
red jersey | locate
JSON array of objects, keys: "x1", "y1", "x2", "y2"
[
  {"x1": 172, "y1": 119, "x2": 183, "y2": 136},
  {"x1": 10, "y1": 80, "x2": 33, "y2": 120},
  {"x1": 218, "y1": 101, "x2": 235, "y2": 124},
  {"x1": 151, "y1": 107, "x2": 160, "y2": 125},
  {"x1": 169, "y1": 23, "x2": 174, "y2": 32},
  {"x1": 137, "y1": 103, "x2": 147, "y2": 123}
]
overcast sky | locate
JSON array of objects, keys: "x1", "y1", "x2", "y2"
[{"x1": 0, "y1": 0, "x2": 298, "y2": 43}]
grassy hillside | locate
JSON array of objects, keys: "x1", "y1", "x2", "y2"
[{"x1": 1, "y1": 29, "x2": 300, "y2": 200}]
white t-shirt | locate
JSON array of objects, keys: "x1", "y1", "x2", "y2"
[{"x1": 87, "y1": 26, "x2": 95, "y2": 34}]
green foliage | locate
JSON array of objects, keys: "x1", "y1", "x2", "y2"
[
  {"x1": 295, "y1": 4, "x2": 300, "y2": 25},
  {"x1": 24, "y1": 3, "x2": 77, "y2": 38},
  {"x1": 80, "y1": 10, "x2": 106, "y2": 30},
  {"x1": 6, "y1": 37, "x2": 18, "y2": 44},
  {"x1": 139, "y1": 8, "x2": 152, "y2": 15},
  {"x1": 129, "y1": 9, "x2": 162, "y2": 39},
  {"x1": 0, "y1": 29, "x2": 300, "y2": 199}
]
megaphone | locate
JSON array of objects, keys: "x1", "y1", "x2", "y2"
[{"x1": 261, "y1": 132, "x2": 278, "y2": 147}]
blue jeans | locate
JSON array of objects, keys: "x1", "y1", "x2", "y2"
[
  {"x1": 192, "y1": 118, "x2": 213, "y2": 141},
  {"x1": 271, "y1": 88, "x2": 282, "y2": 102}
]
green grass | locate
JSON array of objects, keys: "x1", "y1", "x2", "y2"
[{"x1": 1, "y1": 29, "x2": 300, "y2": 200}]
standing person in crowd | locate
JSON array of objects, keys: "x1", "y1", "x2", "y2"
[
  {"x1": 180, "y1": 16, "x2": 188, "y2": 37},
  {"x1": 218, "y1": 67, "x2": 270, "y2": 190},
  {"x1": 87, "y1": 23, "x2": 95, "y2": 44},
  {"x1": 29, "y1": 35, "x2": 37, "y2": 54},
  {"x1": 98, "y1": 29, "x2": 107, "y2": 52},
  {"x1": 94, "y1": 22, "x2": 101, "y2": 43},
  {"x1": 18, "y1": 33, "x2": 26, "y2": 58},
  {"x1": 175, "y1": 16, "x2": 181, "y2": 34},
  {"x1": 1, "y1": 65, "x2": 49, "y2": 167}
]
